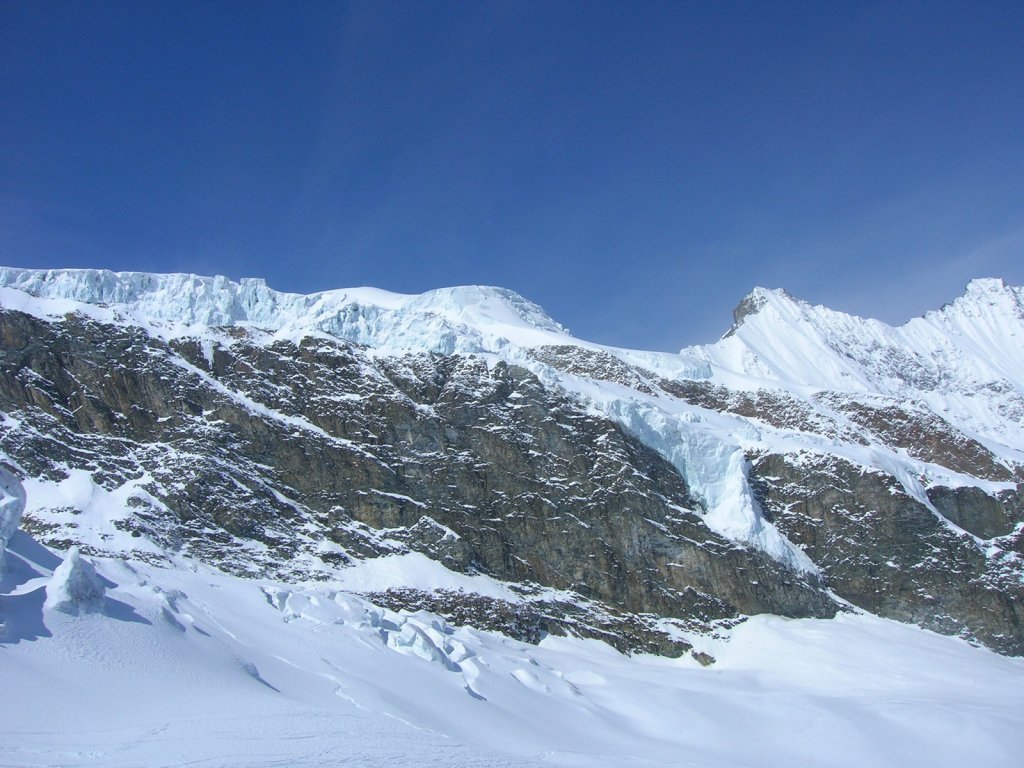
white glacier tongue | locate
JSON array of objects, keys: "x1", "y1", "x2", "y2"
[{"x1": 607, "y1": 400, "x2": 818, "y2": 574}]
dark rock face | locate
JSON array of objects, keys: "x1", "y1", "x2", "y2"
[
  {"x1": 530, "y1": 345, "x2": 660, "y2": 394},
  {"x1": 660, "y1": 379, "x2": 862, "y2": 441},
  {"x1": 2, "y1": 304, "x2": 1022, "y2": 656},
  {"x1": 927, "y1": 485, "x2": 1024, "y2": 539},
  {"x1": 364, "y1": 587, "x2": 706, "y2": 656},
  {"x1": 750, "y1": 452, "x2": 1024, "y2": 655},
  {"x1": 0, "y1": 308, "x2": 835, "y2": 652},
  {"x1": 723, "y1": 291, "x2": 773, "y2": 337},
  {"x1": 816, "y1": 394, "x2": 1015, "y2": 481}
]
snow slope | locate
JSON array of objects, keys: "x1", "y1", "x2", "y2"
[
  {"x1": 3, "y1": 530, "x2": 1023, "y2": 768},
  {"x1": 0, "y1": 267, "x2": 712, "y2": 376},
  {"x1": 689, "y1": 279, "x2": 1024, "y2": 393},
  {"x1": 685, "y1": 279, "x2": 1024, "y2": 453}
]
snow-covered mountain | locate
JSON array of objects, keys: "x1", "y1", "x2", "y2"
[
  {"x1": 2, "y1": 267, "x2": 1023, "y2": 767},
  {"x1": 687, "y1": 278, "x2": 1024, "y2": 454},
  {"x1": 706, "y1": 278, "x2": 1024, "y2": 391}
]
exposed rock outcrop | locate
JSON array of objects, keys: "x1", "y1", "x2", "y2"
[
  {"x1": 0, "y1": 308, "x2": 835, "y2": 649},
  {"x1": 750, "y1": 452, "x2": 1024, "y2": 654}
]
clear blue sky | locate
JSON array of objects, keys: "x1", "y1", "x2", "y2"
[{"x1": 2, "y1": 0, "x2": 1023, "y2": 350}]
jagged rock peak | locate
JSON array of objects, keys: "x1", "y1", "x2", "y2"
[
  {"x1": 724, "y1": 286, "x2": 801, "y2": 337},
  {"x1": 932, "y1": 277, "x2": 1022, "y2": 319},
  {"x1": 965, "y1": 276, "x2": 1008, "y2": 294}
]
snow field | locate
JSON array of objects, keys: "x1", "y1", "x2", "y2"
[{"x1": 3, "y1": 534, "x2": 1024, "y2": 768}]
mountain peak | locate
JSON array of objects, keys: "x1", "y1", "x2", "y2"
[
  {"x1": 725, "y1": 286, "x2": 799, "y2": 336},
  {"x1": 405, "y1": 285, "x2": 567, "y2": 335},
  {"x1": 965, "y1": 277, "x2": 1007, "y2": 294},
  {"x1": 931, "y1": 277, "x2": 1021, "y2": 323}
]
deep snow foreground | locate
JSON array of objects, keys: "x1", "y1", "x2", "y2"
[{"x1": 3, "y1": 533, "x2": 1023, "y2": 768}]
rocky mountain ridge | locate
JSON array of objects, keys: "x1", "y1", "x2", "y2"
[{"x1": 0, "y1": 268, "x2": 1021, "y2": 655}]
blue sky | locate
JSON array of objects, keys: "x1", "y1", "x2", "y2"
[{"x1": 2, "y1": 0, "x2": 1023, "y2": 350}]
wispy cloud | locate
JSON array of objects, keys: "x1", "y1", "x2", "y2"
[{"x1": 945, "y1": 224, "x2": 1024, "y2": 279}]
